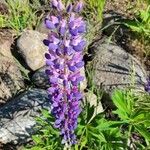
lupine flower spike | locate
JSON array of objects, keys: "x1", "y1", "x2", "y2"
[{"x1": 44, "y1": 0, "x2": 86, "y2": 146}]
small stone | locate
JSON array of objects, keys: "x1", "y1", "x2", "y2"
[{"x1": 17, "y1": 30, "x2": 47, "y2": 71}]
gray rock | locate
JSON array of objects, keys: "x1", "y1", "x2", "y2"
[
  {"x1": 17, "y1": 30, "x2": 47, "y2": 71},
  {"x1": 0, "y1": 88, "x2": 49, "y2": 144},
  {"x1": 32, "y1": 66, "x2": 87, "y2": 91},
  {"x1": 0, "y1": 31, "x2": 24, "y2": 105},
  {"x1": 91, "y1": 42, "x2": 147, "y2": 94},
  {"x1": 32, "y1": 66, "x2": 49, "y2": 89}
]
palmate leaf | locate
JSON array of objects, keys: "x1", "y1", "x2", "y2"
[
  {"x1": 113, "y1": 109, "x2": 129, "y2": 121},
  {"x1": 112, "y1": 90, "x2": 131, "y2": 115},
  {"x1": 135, "y1": 125, "x2": 150, "y2": 142}
]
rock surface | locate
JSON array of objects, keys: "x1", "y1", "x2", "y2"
[
  {"x1": 32, "y1": 66, "x2": 49, "y2": 89},
  {"x1": 0, "y1": 30, "x2": 24, "y2": 105},
  {"x1": 0, "y1": 88, "x2": 49, "y2": 144},
  {"x1": 90, "y1": 42, "x2": 147, "y2": 94},
  {"x1": 17, "y1": 30, "x2": 47, "y2": 71},
  {"x1": 32, "y1": 66, "x2": 87, "y2": 91},
  {"x1": 0, "y1": 29, "x2": 13, "y2": 59}
]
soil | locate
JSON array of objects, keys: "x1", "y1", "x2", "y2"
[
  {"x1": 104, "y1": 0, "x2": 150, "y2": 72},
  {"x1": 0, "y1": 2, "x2": 8, "y2": 15},
  {"x1": 0, "y1": 29, "x2": 13, "y2": 44}
]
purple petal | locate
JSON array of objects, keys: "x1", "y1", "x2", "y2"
[
  {"x1": 45, "y1": 69, "x2": 53, "y2": 75},
  {"x1": 56, "y1": 48, "x2": 62, "y2": 56},
  {"x1": 64, "y1": 47, "x2": 73, "y2": 55},
  {"x1": 43, "y1": 39, "x2": 50, "y2": 46},
  {"x1": 74, "y1": 1, "x2": 83, "y2": 12},
  {"x1": 51, "y1": 16, "x2": 59, "y2": 25},
  {"x1": 50, "y1": 77, "x2": 58, "y2": 83},
  {"x1": 69, "y1": 66, "x2": 76, "y2": 72},
  {"x1": 48, "y1": 87, "x2": 55, "y2": 92},
  {"x1": 76, "y1": 76, "x2": 84, "y2": 82},
  {"x1": 45, "y1": 53, "x2": 51, "y2": 59},
  {"x1": 49, "y1": 43, "x2": 58, "y2": 51},
  {"x1": 59, "y1": 27, "x2": 66, "y2": 36},
  {"x1": 63, "y1": 80, "x2": 68, "y2": 87},
  {"x1": 57, "y1": 0, "x2": 64, "y2": 11},
  {"x1": 71, "y1": 80, "x2": 78, "y2": 86},
  {"x1": 45, "y1": 19, "x2": 55, "y2": 29},
  {"x1": 73, "y1": 45, "x2": 83, "y2": 51},
  {"x1": 52, "y1": 0, "x2": 58, "y2": 7},
  {"x1": 46, "y1": 60, "x2": 54, "y2": 66},
  {"x1": 73, "y1": 41, "x2": 86, "y2": 51},
  {"x1": 53, "y1": 102, "x2": 59, "y2": 107},
  {"x1": 70, "y1": 28, "x2": 78, "y2": 36},
  {"x1": 78, "y1": 25, "x2": 86, "y2": 33},
  {"x1": 71, "y1": 36, "x2": 82, "y2": 46},
  {"x1": 66, "y1": 4, "x2": 73, "y2": 13},
  {"x1": 75, "y1": 61, "x2": 84, "y2": 68},
  {"x1": 74, "y1": 92, "x2": 82, "y2": 100},
  {"x1": 69, "y1": 21, "x2": 74, "y2": 28}
]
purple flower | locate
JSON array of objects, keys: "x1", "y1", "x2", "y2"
[
  {"x1": 45, "y1": 16, "x2": 59, "y2": 29},
  {"x1": 44, "y1": 0, "x2": 86, "y2": 146},
  {"x1": 145, "y1": 78, "x2": 150, "y2": 93},
  {"x1": 74, "y1": 1, "x2": 84, "y2": 12},
  {"x1": 67, "y1": 3, "x2": 73, "y2": 13},
  {"x1": 51, "y1": 0, "x2": 64, "y2": 11}
]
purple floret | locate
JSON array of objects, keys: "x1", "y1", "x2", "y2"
[{"x1": 145, "y1": 79, "x2": 150, "y2": 93}]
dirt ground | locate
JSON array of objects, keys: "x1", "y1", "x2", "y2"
[{"x1": 104, "y1": 0, "x2": 150, "y2": 72}]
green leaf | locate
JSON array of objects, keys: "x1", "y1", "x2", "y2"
[
  {"x1": 80, "y1": 137, "x2": 88, "y2": 150},
  {"x1": 135, "y1": 125, "x2": 150, "y2": 142},
  {"x1": 124, "y1": 21, "x2": 142, "y2": 33},
  {"x1": 32, "y1": 135, "x2": 42, "y2": 145},
  {"x1": 112, "y1": 90, "x2": 127, "y2": 112},
  {"x1": 41, "y1": 109, "x2": 51, "y2": 118}
]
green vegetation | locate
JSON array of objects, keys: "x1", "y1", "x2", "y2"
[
  {"x1": 0, "y1": 0, "x2": 44, "y2": 35},
  {"x1": 84, "y1": 0, "x2": 106, "y2": 47},
  {"x1": 124, "y1": 6, "x2": 150, "y2": 39},
  {"x1": 25, "y1": 89, "x2": 150, "y2": 150},
  {"x1": 0, "y1": 0, "x2": 150, "y2": 149},
  {"x1": 124, "y1": 1, "x2": 150, "y2": 57}
]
